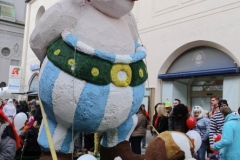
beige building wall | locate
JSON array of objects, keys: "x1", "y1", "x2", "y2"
[
  {"x1": 20, "y1": 0, "x2": 60, "y2": 98},
  {"x1": 132, "y1": 0, "x2": 240, "y2": 112},
  {"x1": 21, "y1": 0, "x2": 240, "y2": 112}
]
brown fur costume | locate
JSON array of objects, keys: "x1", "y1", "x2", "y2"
[{"x1": 145, "y1": 131, "x2": 194, "y2": 160}]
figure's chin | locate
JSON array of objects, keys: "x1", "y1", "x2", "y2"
[{"x1": 92, "y1": 0, "x2": 134, "y2": 19}]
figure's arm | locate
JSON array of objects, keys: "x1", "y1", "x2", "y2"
[
  {"x1": 123, "y1": 13, "x2": 139, "y2": 42},
  {"x1": 159, "y1": 117, "x2": 168, "y2": 133},
  {"x1": 13, "y1": 108, "x2": 16, "y2": 117},
  {"x1": 213, "y1": 124, "x2": 233, "y2": 150},
  {"x1": 0, "y1": 137, "x2": 16, "y2": 160},
  {"x1": 168, "y1": 115, "x2": 174, "y2": 131},
  {"x1": 209, "y1": 117, "x2": 217, "y2": 146},
  {"x1": 30, "y1": 2, "x2": 78, "y2": 61},
  {"x1": 202, "y1": 118, "x2": 210, "y2": 141}
]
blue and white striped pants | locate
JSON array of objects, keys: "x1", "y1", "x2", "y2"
[{"x1": 38, "y1": 57, "x2": 145, "y2": 153}]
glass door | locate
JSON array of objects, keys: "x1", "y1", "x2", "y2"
[{"x1": 190, "y1": 76, "x2": 223, "y2": 111}]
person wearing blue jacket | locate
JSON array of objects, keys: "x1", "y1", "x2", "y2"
[{"x1": 212, "y1": 106, "x2": 240, "y2": 160}]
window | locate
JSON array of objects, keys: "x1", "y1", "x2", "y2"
[
  {"x1": 29, "y1": 73, "x2": 39, "y2": 91},
  {"x1": 1, "y1": 47, "x2": 10, "y2": 57},
  {"x1": 0, "y1": 5, "x2": 16, "y2": 22},
  {"x1": 11, "y1": 59, "x2": 20, "y2": 66}
]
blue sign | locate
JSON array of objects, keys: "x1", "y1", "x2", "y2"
[{"x1": 30, "y1": 64, "x2": 40, "y2": 71}]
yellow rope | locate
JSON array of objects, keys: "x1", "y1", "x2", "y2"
[
  {"x1": 38, "y1": 94, "x2": 58, "y2": 160},
  {"x1": 148, "y1": 119, "x2": 160, "y2": 136}
]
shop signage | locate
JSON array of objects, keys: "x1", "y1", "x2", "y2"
[
  {"x1": 8, "y1": 78, "x2": 20, "y2": 91},
  {"x1": 30, "y1": 64, "x2": 40, "y2": 71},
  {"x1": 9, "y1": 65, "x2": 21, "y2": 78}
]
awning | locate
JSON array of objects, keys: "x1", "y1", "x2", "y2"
[
  {"x1": 28, "y1": 91, "x2": 38, "y2": 95},
  {"x1": 158, "y1": 67, "x2": 240, "y2": 79},
  {"x1": 11, "y1": 91, "x2": 36, "y2": 95}
]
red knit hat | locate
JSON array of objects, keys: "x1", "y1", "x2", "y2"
[{"x1": 0, "y1": 110, "x2": 22, "y2": 149}]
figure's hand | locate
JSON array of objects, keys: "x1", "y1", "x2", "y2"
[
  {"x1": 210, "y1": 145, "x2": 219, "y2": 153},
  {"x1": 61, "y1": 30, "x2": 71, "y2": 40},
  {"x1": 210, "y1": 145, "x2": 214, "y2": 151}
]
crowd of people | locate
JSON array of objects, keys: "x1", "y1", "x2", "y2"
[
  {"x1": 129, "y1": 96, "x2": 240, "y2": 160},
  {"x1": 0, "y1": 96, "x2": 240, "y2": 160},
  {"x1": 0, "y1": 98, "x2": 42, "y2": 159}
]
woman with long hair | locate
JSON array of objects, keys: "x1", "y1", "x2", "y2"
[
  {"x1": 151, "y1": 103, "x2": 168, "y2": 136},
  {"x1": 129, "y1": 106, "x2": 147, "y2": 154}
]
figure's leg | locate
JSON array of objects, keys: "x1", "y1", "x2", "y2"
[
  {"x1": 130, "y1": 136, "x2": 142, "y2": 154},
  {"x1": 142, "y1": 134, "x2": 146, "y2": 148},
  {"x1": 197, "y1": 141, "x2": 207, "y2": 160},
  {"x1": 100, "y1": 115, "x2": 144, "y2": 160},
  {"x1": 38, "y1": 118, "x2": 78, "y2": 160}
]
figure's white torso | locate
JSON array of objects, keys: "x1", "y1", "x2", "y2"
[
  {"x1": 171, "y1": 132, "x2": 195, "y2": 160},
  {"x1": 31, "y1": 0, "x2": 136, "y2": 61}
]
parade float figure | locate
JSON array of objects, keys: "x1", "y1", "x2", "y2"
[
  {"x1": 145, "y1": 130, "x2": 201, "y2": 160},
  {"x1": 30, "y1": 0, "x2": 147, "y2": 159}
]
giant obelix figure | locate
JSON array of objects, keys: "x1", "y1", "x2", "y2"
[{"x1": 30, "y1": 0, "x2": 147, "y2": 159}]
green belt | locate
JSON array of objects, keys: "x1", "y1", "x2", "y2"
[{"x1": 47, "y1": 39, "x2": 148, "y2": 87}]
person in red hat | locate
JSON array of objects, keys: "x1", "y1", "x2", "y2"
[{"x1": 0, "y1": 109, "x2": 21, "y2": 159}]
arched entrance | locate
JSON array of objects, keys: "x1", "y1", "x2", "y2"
[
  {"x1": 159, "y1": 45, "x2": 240, "y2": 111},
  {"x1": 28, "y1": 73, "x2": 39, "y2": 100}
]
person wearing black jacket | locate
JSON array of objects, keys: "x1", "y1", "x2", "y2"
[
  {"x1": 20, "y1": 100, "x2": 29, "y2": 115},
  {"x1": 20, "y1": 125, "x2": 41, "y2": 157},
  {"x1": 151, "y1": 103, "x2": 168, "y2": 136},
  {"x1": 34, "y1": 100, "x2": 42, "y2": 125},
  {"x1": 168, "y1": 103, "x2": 189, "y2": 133}
]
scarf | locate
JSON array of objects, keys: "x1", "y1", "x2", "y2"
[{"x1": 154, "y1": 115, "x2": 160, "y2": 129}]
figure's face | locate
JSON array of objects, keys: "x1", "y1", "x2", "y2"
[
  {"x1": 194, "y1": 111, "x2": 201, "y2": 118},
  {"x1": 211, "y1": 98, "x2": 218, "y2": 106},
  {"x1": 173, "y1": 100, "x2": 179, "y2": 106},
  {"x1": 91, "y1": 0, "x2": 135, "y2": 18},
  {"x1": 165, "y1": 107, "x2": 172, "y2": 113},
  {"x1": 220, "y1": 104, "x2": 227, "y2": 108}
]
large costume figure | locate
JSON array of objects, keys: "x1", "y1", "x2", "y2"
[
  {"x1": 30, "y1": 0, "x2": 147, "y2": 159},
  {"x1": 145, "y1": 131, "x2": 201, "y2": 160}
]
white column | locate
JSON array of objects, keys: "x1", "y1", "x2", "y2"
[
  {"x1": 173, "y1": 81, "x2": 187, "y2": 105},
  {"x1": 223, "y1": 75, "x2": 240, "y2": 111},
  {"x1": 161, "y1": 81, "x2": 174, "y2": 103}
]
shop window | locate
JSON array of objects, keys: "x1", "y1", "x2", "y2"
[
  {"x1": 0, "y1": 5, "x2": 16, "y2": 22},
  {"x1": 191, "y1": 78, "x2": 223, "y2": 91},
  {"x1": 29, "y1": 73, "x2": 39, "y2": 92},
  {"x1": 192, "y1": 85, "x2": 223, "y2": 91}
]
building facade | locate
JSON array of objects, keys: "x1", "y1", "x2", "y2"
[
  {"x1": 132, "y1": 0, "x2": 240, "y2": 116},
  {"x1": 22, "y1": 0, "x2": 240, "y2": 116},
  {"x1": 20, "y1": 0, "x2": 57, "y2": 99},
  {"x1": 0, "y1": 0, "x2": 26, "y2": 91}
]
